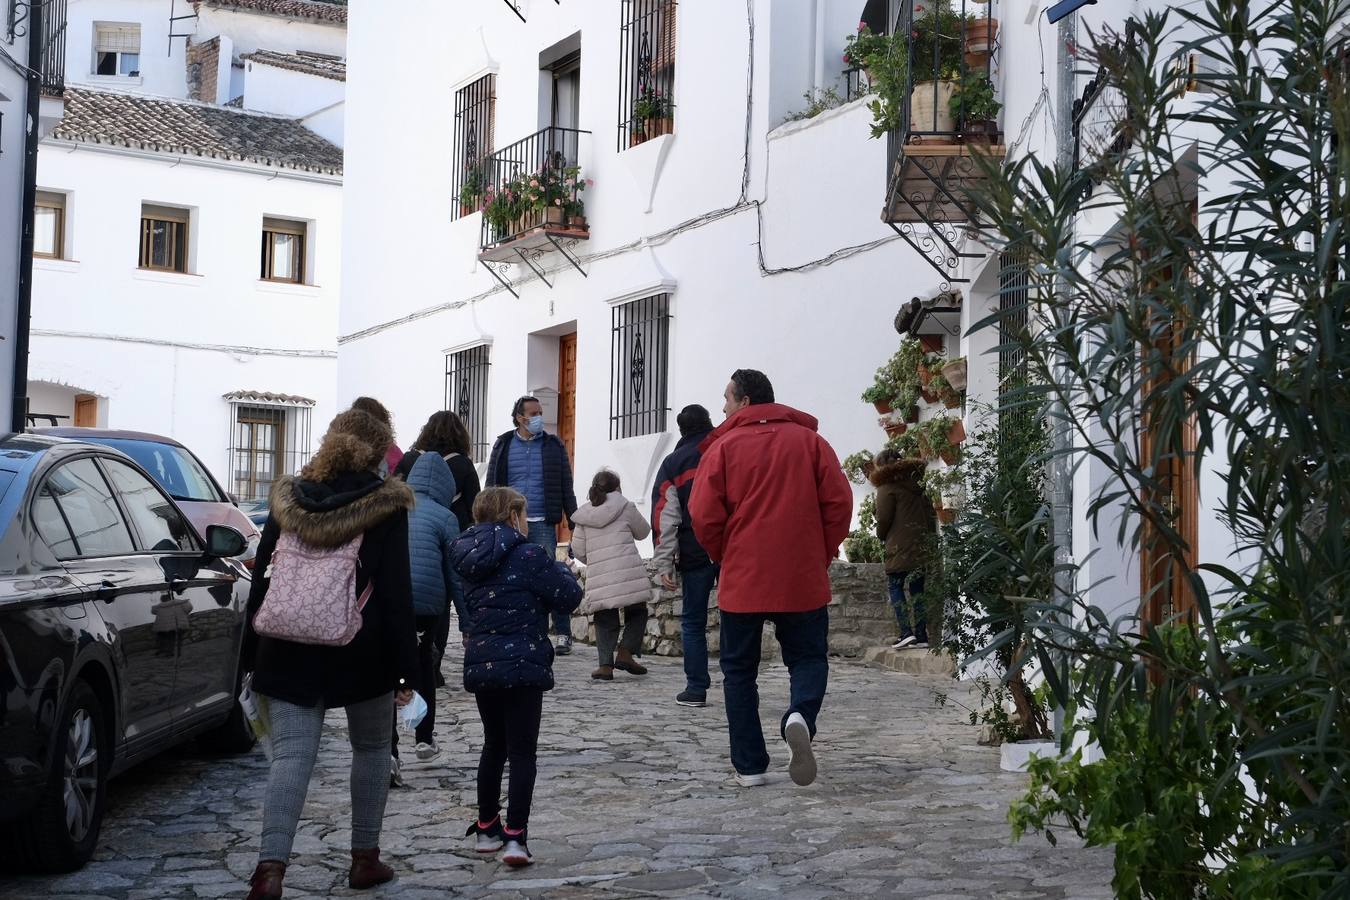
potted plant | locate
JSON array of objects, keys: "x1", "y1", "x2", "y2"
[
  {"x1": 862, "y1": 383, "x2": 895, "y2": 414},
  {"x1": 842, "y1": 449, "x2": 876, "y2": 485},
  {"x1": 631, "y1": 84, "x2": 675, "y2": 146},
  {"x1": 909, "y1": 0, "x2": 965, "y2": 136},
  {"x1": 845, "y1": 22, "x2": 910, "y2": 139},
  {"x1": 921, "y1": 415, "x2": 964, "y2": 466},
  {"x1": 948, "y1": 73, "x2": 1002, "y2": 141},
  {"x1": 879, "y1": 410, "x2": 908, "y2": 437},
  {"x1": 942, "y1": 355, "x2": 969, "y2": 391},
  {"x1": 963, "y1": 14, "x2": 999, "y2": 66},
  {"x1": 917, "y1": 352, "x2": 945, "y2": 388},
  {"x1": 459, "y1": 164, "x2": 487, "y2": 216}
]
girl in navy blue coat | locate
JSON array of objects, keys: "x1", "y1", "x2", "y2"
[{"x1": 449, "y1": 487, "x2": 582, "y2": 867}]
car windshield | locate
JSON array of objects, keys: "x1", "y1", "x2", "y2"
[{"x1": 92, "y1": 439, "x2": 222, "y2": 503}]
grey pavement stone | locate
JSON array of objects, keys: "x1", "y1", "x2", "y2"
[{"x1": 0, "y1": 651, "x2": 1112, "y2": 898}]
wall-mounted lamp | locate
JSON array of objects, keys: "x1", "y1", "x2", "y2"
[{"x1": 1046, "y1": 0, "x2": 1097, "y2": 24}]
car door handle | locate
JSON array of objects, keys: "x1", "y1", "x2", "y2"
[{"x1": 95, "y1": 580, "x2": 116, "y2": 603}]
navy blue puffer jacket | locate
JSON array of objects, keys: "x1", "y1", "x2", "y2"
[
  {"x1": 408, "y1": 452, "x2": 463, "y2": 620},
  {"x1": 449, "y1": 523, "x2": 582, "y2": 692}
]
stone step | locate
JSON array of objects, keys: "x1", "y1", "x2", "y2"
[{"x1": 864, "y1": 645, "x2": 957, "y2": 677}]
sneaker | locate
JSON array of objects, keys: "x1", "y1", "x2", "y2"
[
  {"x1": 784, "y1": 712, "x2": 817, "y2": 786},
  {"x1": 554, "y1": 635, "x2": 572, "y2": 656},
  {"x1": 910, "y1": 641, "x2": 930, "y2": 649},
  {"x1": 501, "y1": 828, "x2": 531, "y2": 867},
  {"x1": 389, "y1": 755, "x2": 404, "y2": 789},
  {"x1": 415, "y1": 741, "x2": 440, "y2": 762},
  {"x1": 733, "y1": 771, "x2": 768, "y2": 787},
  {"x1": 676, "y1": 690, "x2": 707, "y2": 707},
  {"x1": 465, "y1": 816, "x2": 505, "y2": 853},
  {"x1": 892, "y1": 635, "x2": 917, "y2": 650}
]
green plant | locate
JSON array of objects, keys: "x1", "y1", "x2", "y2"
[
  {"x1": 844, "y1": 493, "x2": 884, "y2": 563},
  {"x1": 458, "y1": 163, "x2": 487, "y2": 210},
  {"x1": 861, "y1": 338, "x2": 925, "y2": 410},
  {"x1": 909, "y1": 0, "x2": 965, "y2": 83},
  {"x1": 782, "y1": 86, "x2": 846, "y2": 124},
  {"x1": 845, "y1": 22, "x2": 910, "y2": 139},
  {"x1": 915, "y1": 414, "x2": 959, "y2": 461},
  {"x1": 482, "y1": 175, "x2": 530, "y2": 237},
  {"x1": 948, "y1": 71, "x2": 1001, "y2": 123},
  {"x1": 632, "y1": 84, "x2": 674, "y2": 124},
  {"x1": 842, "y1": 449, "x2": 876, "y2": 485}
]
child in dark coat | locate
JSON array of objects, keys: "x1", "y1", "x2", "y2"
[{"x1": 449, "y1": 487, "x2": 582, "y2": 867}]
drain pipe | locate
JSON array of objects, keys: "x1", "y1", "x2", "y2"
[{"x1": 11, "y1": 0, "x2": 43, "y2": 434}]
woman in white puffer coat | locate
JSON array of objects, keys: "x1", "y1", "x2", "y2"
[{"x1": 570, "y1": 469, "x2": 652, "y2": 681}]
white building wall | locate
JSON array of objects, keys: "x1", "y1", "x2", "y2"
[
  {"x1": 195, "y1": 6, "x2": 346, "y2": 59},
  {"x1": 31, "y1": 144, "x2": 341, "y2": 484},
  {"x1": 242, "y1": 62, "x2": 344, "y2": 146},
  {"x1": 0, "y1": 21, "x2": 35, "y2": 428}
]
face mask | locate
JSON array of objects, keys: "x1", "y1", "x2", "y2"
[{"x1": 525, "y1": 415, "x2": 545, "y2": 435}]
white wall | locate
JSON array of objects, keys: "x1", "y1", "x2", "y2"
[
  {"x1": 196, "y1": 6, "x2": 346, "y2": 59},
  {"x1": 243, "y1": 62, "x2": 345, "y2": 146},
  {"x1": 0, "y1": 21, "x2": 33, "y2": 428}
]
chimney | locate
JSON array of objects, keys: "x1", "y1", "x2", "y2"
[{"x1": 186, "y1": 36, "x2": 222, "y2": 103}]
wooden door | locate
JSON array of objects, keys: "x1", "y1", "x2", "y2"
[
  {"x1": 74, "y1": 395, "x2": 97, "y2": 427},
  {"x1": 557, "y1": 332, "x2": 578, "y2": 544}
]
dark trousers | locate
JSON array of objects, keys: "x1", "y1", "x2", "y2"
[
  {"x1": 475, "y1": 688, "x2": 544, "y2": 831},
  {"x1": 680, "y1": 564, "x2": 717, "y2": 694},
  {"x1": 594, "y1": 603, "x2": 648, "y2": 667},
  {"x1": 886, "y1": 572, "x2": 929, "y2": 642},
  {"x1": 526, "y1": 520, "x2": 570, "y2": 637},
  {"x1": 719, "y1": 607, "x2": 829, "y2": 777},
  {"x1": 392, "y1": 613, "x2": 441, "y2": 756}
]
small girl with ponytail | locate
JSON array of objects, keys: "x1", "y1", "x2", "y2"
[{"x1": 568, "y1": 469, "x2": 653, "y2": 681}]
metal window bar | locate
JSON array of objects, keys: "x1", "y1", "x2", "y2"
[
  {"x1": 39, "y1": 0, "x2": 67, "y2": 96},
  {"x1": 609, "y1": 294, "x2": 670, "y2": 440},
  {"x1": 617, "y1": 0, "x2": 676, "y2": 152},
  {"x1": 891, "y1": 0, "x2": 996, "y2": 144},
  {"x1": 451, "y1": 74, "x2": 496, "y2": 221},
  {"x1": 478, "y1": 126, "x2": 587, "y2": 248},
  {"x1": 444, "y1": 345, "x2": 492, "y2": 463},
  {"x1": 843, "y1": 66, "x2": 869, "y2": 102},
  {"x1": 225, "y1": 402, "x2": 312, "y2": 502},
  {"x1": 997, "y1": 248, "x2": 1031, "y2": 448}
]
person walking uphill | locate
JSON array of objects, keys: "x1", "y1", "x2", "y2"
[
  {"x1": 870, "y1": 449, "x2": 935, "y2": 649},
  {"x1": 241, "y1": 409, "x2": 417, "y2": 900},
  {"x1": 485, "y1": 396, "x2": 578, "y2": 654},
  {"x1": 451, "y1": 488, "x2": 583, "y2": 867},
  {"x1": 688, "y1": 370, "x2": 852, "y2": 789},
  {"x1": 651, "y1": 404, "x2": 717, "y2": 707},
  {"x1": 571, "y1": 470, "x2": 653, "y2": 682}
]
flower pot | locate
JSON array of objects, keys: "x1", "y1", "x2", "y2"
[
  {"x1": 460, "y1": 202, "x2": 476, "y2": 218},
  {"x1": 630, "y1": 130, "x2": 649, "y2": 147},
  {"x1": 545, "y1": 206, "x2": 566, "y2": 226},
  {"x1": 941, "y1": 389, "x2": 962, "y2": 409},
  {"x1": 948, "y1": 418, "x2": 967, "y2": 445},
  {"x1": 920, "y1": 335, "x2": 945, "y2": 353},
  {"x1": 884, "y1": 423, "x2": 907, "y2": 438},
  {"x1": 568, "y1": 214, "x2": 589, "y2": 232},
  {"x1": 1000, "y1": 739, "x2": 1056, "y2": 773},
  {"x1": 921, "y1": 387, "x2": 940, "y2": 405},
  {"x1": 904, "y1": 405, "x2": 920, "y2": 423},
  {"x1": 964, "y1": 18, "x2": 999, "y2": 63},
  {"x1": 937, "y1": 507, "x2": 958, "y2": 525},
  {"x1": 910, "y1": 80, "x2": 958, "y2": 135},
  {"x1": 872, "y1": 398, "x2": 894, "y2": 415},
  {"x1": 942, "y1": 358, "x2": 968, "y2": 392},
  {"x1": 648, "y1": 116, "x2": 674, "y2": 138},
  {"x1": 917, "y1": 362, "x2": 935, "y2": 388},
  {"x1": 963, "y1": 119, "x2": 1000, "y2": 143},
  {"x1": 939, "y1": 447, "x2": 960, "y2": 466}
]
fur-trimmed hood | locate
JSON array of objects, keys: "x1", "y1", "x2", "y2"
[
  {"x1": 270, "y1": 473, "x2": 414, "y2": 548},
  {"x1": 869, "y1": 458, "x2": 926, "y2": 489}
]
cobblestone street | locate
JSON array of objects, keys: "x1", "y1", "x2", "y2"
[{"x1": 0, "y1": 650, "x2": 1112, "y2": 899}]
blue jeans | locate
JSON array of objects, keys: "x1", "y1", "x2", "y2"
[
  {"x1": 718, "y1": 607, "x2": 829, "y2": 777},
  {"x1": 887, "y1": 571, "x2": 928, "y2": 642},
  {"x1": 679, "y1": 564, "x2": 717, "y2": 695},
  {"x1": 526, "y1": 521, "x2": 569, "y2": 636}
]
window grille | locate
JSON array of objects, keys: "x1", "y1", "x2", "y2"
[
  {"x1": 997, "y1": 248, "x2": 1032, "y2": 446},
  {"x1": 617, "y1": 0, "x2": 676, "y2": 151},
  {"x1": 610, "y1": 294, "x2": 670, "y2": 439},
  {"x1": 451, "y1": 74, "x2": 496, "y2": 220},
  {"x1": 225, "y1": 398, "x2": 313, "y2": 502},
  {"x1": 444, "y1": 344, "x2": 492, "y2": 462}
]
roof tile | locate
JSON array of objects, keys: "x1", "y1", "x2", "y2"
[
  {"x1": 242, "y1": 49, "x2": 346, "y2": 81},
  {"x1": 195, "y1": 0, "x2": 347, "y2": 24}
]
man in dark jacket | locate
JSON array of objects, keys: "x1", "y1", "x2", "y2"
[
  {"x1": 651, "y1": 404, "x2": 717, "y2": 708},
  {"x1": 689, "y1": 370, "x2": 853, "y2": 789},
  {"x1": 485, "y1": 395, "x2": 578, "y2": 653}
]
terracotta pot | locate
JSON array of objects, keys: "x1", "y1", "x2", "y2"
[
  {"x1": 948, "y1": 418, "x2": 967, "y2": 445},
  {"x1": 568, "y1": 215, "x2": 588, "y2": 232},
  {"x1": 941, "y1": 390, "x2": 962, "y2": 410},
  {"x1": 921, "y1": 387, "x2": 939, "y2": 405},
  {"x1": 939, "y1": 447, "x2": 960, "y2": 466},
  {"x1": 964, "y1": 18, "x2": 999, "y2": 61},
  {"x1": 649, "y1": 116, "x2": 674, "y2": 138},
  {"x1": 920, "y1": 335, "x2": 945, "y2": 353},
  {"x1": 884, "y1": 422, "x2": 907, "y2": 438},
  {"x1": 545, "y1": 206, "x2": 566, "y2": 226},
  {"x1": 932, "y1": 495, "x2": 944, "y2": 510},
  {"x1": 964, "y1": 119, "x2": 1000, "y2": 144},
  {"x1": 942, "y1": 358, "x2": 968, "y2": 391},
  {"x1": 937, "y1": 507, "x2": 958, "y2": 525},
  {"x1": 630, "y1": 130, "x2": 649, "y2": 147},
  {"x1": 917, "y1": 362, "x2": 935, "y2": 388},
  {"x1": 872, "y1": 398, "x2": 894, "y2": 415},
  {"x1": 910, "y1": 80, "x2": 959, "y2": 135},
  {"x1": 460, "y1": 202, "x2": 475, "y2": 217}
]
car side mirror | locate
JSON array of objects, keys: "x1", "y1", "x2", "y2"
[{"x1": 205, "y1": 524, "x2": 247, "y2": 559}]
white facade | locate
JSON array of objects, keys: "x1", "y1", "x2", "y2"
[
  {"x1": 338, "y1": 0, "x2": 946, "y2": 537},
  {"x1": 29, "y1": 0, "x2": 346, "y2": 500}
]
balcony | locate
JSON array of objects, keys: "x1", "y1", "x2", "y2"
[
  {"x1": 475, "y1": 126, "x2": 590, "y2": 296},
  {"x1": 39, "y1": 0, "x2": 67, "y2": 97}
]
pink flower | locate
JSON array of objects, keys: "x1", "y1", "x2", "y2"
[
  {"x1": 858, "y1": 20, "x2": 866, "y2": 30},
  {"x1": 529, "y1": 178, "x2": 539, "y2": 187},
  {"x1": 585, "y1": 178, "x2": 594, "y2": 187},
  {"x1": 844, "y1": 53, "x2": 850, "y2": 62}
]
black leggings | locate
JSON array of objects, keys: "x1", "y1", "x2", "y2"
[{"x1": 475, "y1": 688, "x2": 543, "y2": 831}]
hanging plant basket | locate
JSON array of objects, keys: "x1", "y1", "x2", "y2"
[
  {"x1": 948, "y1": 418, "x2": 967, "y2": 445},
  {"x1": 939, "y1": 446, "x2": 960, "y2": 466},
  {"x1": 885, "y1": 422, "x2": 908, "y2": 438},
  {"x1": 964, "y1": 18, "x2": 1000, "y2": 65},
  {"x1": 921, "y1": 387, "x2": 940, "y2": 404},
  {"x1": 872, "y1": 398, "x2": 894, "y2": 415},
  {"x1": 941, "y1": 389, "x2": 962, "y2": 409},
  {"x1": 942, "y1": 357, "x2": 968, "y2": 392}
]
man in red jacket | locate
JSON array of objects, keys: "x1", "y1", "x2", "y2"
[{"x1": 689, "y1": 369, "x2": 853, "y2": 787}]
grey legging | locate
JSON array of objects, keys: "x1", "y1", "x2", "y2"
[{"x1": 259, "y1": 692, "x2": 393, "y2": 863}]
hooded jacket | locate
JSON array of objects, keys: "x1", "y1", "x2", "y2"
[
  {"x1": 570, "y1": 492, "x2": 652, "y2": 613},
  {"x1": 243, "y1": 472, "x2": 417, "y2": 709},
  {"x1": 651, "y1": 430, "x2": 714, "y2": 573},
  {"x1": 688, "y1": 403, "x2": 853, "y2": 614},
  {"x1": 407, "y1": 452, "x2": 464, "y2": 619},
  {"x1": 485, "y1": 429, "x2": 577, "y2": 527},
  {"x1": 449, "y1": 523, "x2": 583, "y2": 692},
  {"x1": 871, "y1": 459, "x2": 935, "y2": 573}
]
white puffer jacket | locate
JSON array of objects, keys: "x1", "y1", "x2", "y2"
[{"x1": 570, "y1": 492, "x2": 652, "y2": 613}]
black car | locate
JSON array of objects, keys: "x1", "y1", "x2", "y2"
[{"x1": 0, "y1": 435, "x2": 253, "y2": 873}]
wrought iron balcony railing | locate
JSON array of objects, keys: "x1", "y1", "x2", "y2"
[
  {"x1": 39, "y1": 0, "x2": 67, "y2": 96},
  {"x1": 477, "y1": 126, "x2": 589, "y2": 250}
]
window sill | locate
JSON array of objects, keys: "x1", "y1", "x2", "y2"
[
  {"x1": 133, "y1": 267, "x2": 203, "y2": 286},
  {"x1": 256, "y1": 280, "x2": 322, "y2": 297},
  {"x1": 34, "y1": 257, "x2": 80, "y2": 273},
  {"x1": 85, "y1": 74, "x2": 143, "y2": 87}
]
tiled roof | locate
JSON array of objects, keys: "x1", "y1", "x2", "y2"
[
  {"x1": 223, "y1": 390, "x2": 317, "y2": 406},
  {"x1": 242, "y1": 49, "x2": 346, "y2": 81},
  {"x1": 52, "y1": 88, "x2": 343, "y2": 175},
  {"x1": 195, "y1": 0, "x2": 347, "y2": 24}
]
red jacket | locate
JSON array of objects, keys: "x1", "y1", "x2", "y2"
[{"x1": 688, "y1": 403, "x2": 853, "y2": 614}]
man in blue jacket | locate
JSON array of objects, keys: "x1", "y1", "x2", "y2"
[
  {"x1": 652, "y1": 404, "x2": 717, "y2": 707},
  {"x1": 485, "y1": 395, "x2": 578, "y2": 653}
]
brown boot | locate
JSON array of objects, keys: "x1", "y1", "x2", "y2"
[
  {"x1": 246, "y1": 861, "x2": 286, "y2": 900},
  {"x1": 349, "y1": 848, "x2": 395, "y2": 890},
  {"x1": 615, "y1": 649, "x2": 648, "y2": 675},
  {"x1": 591, "y1": 665, "x2": 614, "y2": 680}
]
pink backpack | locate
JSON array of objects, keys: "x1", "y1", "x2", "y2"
[{"x1": 252, "y1": 531, "x2": 373, "y2": 646}]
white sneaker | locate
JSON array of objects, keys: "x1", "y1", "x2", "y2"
[
  {"x1": 892, "y1": 635, "x2": 917, "y2": 649},
  {"x1": 415, "y1": 741, "x2": 440, "y2": 762},
  {"x1": 910, "y1": 641, "x2": 929, "y2": 649},
  {"x1": 733, "y1": 771, "x2": 768, "y2": 787},
  {"x1": 501, "y1": 838, "x2": 532, "y2": 867},
  {"x1": 784, "y1": 712, "x2": 817, "y2": 786}
]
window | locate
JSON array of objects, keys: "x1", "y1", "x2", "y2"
[
  {"x1": 261, "y1": 217, "x2": 306, "y2": 283},
  {"x1": 140, "y1": 204, "x2": 189, "y2": 272},
  {"x1": 225, "y1": 398, "x2": 314, "y2": 502},
  {"x1": 35, "y1": 191, "x2": 65, "y2": 259},
  {"x1": 609, "y1": 294, "x2": 670, "y2": 439},
  {"x1": 548, "y1": 50, "x2": 581, "y2": 132},
  {"x1": 451, "y1": 74, "x2": 496, "y2": 220},
  {"x1": 94, "y1": 22, "x2": 140, "y2": 76},
  {"x1": 93, "y1": 438, "x2": 223, "y2": 503},
  {"x1": 617, "y1": 0, "x2": 677, "y2": 150},
  {"x1": 444, "y1": 344, "x2": 491, "y2": 462},
  {"x1": 34, "y1": 458, "x2": 135, "y2": 559},
  {"x1": 102, "y1": 459, "x2": 196, "y2": 552}
]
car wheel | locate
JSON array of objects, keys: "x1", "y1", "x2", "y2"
[{"x1": 5, "y1": 680, "x2": 107, "y2": 872}]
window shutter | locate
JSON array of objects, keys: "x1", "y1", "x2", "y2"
[
  {"x1": 142, "y1": 203, "x2": 189, "y2": 224},
  {"x1": 95, "y1": 23, "x2": 140, "y2": 54}
]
